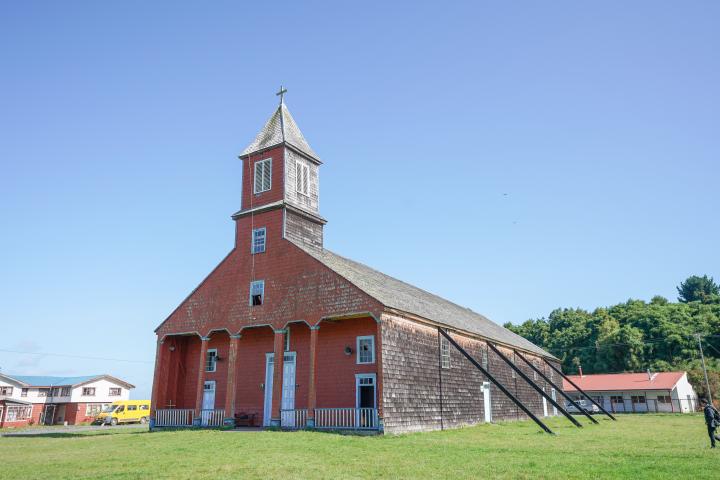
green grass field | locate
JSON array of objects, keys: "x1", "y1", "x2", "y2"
[{"x1": 0, "y1": 414, "x2": 716, "y2": 479}]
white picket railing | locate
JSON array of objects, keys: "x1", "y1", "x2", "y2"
[
  {"x1": 280, "y1": 409, "x2": 308, "y2": 429},
  {"x1": 200, "y1": 409, "x2": 225, "y2": 427},
  {"x1": 314, "y1": 408, "x2": 379, "y2": 430},
  {"x1": 155, "y1": 409, "x2": 194, "y2": 427}
]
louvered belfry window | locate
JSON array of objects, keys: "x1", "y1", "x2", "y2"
[
  {"x1": 254, "y1": 158, "x2": 272, "y2": 193},
  {"x1": 296, "y1": 162, "x2": 309, "y2": 196}
]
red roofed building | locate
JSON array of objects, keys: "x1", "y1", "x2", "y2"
[{"x1": 563, "y1": 371, "x2": 697, "y2": 413}]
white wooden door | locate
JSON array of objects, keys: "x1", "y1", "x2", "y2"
[
  {"x1": 542, "y1": 388, "x2": 549, "y2": 417},
  {"x1": 201, "y1": 381, "x2": 215, "y2": 426},
  {"x1": 263, "y1": 353, "x2": 274, "y2": 426},
  {"x1": 551, "y1": 388, "x2": 558, "y2": 416},
  {"x1": 281, "y1": 352, "x2": 296, "y2": 426},
  {"x1": 482, "y1": 382, "x2": 492, "y2": 423}
]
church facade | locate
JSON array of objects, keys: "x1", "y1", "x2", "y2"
[{"x1": 151, "y1": 95, "x2": 561, "y2": 433}]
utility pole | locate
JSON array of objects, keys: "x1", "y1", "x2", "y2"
[{"x1": 696, "y1": 333, "x2": 713, "y2": 404}]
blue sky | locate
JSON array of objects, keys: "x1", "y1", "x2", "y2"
[{"x1": 1, "y1": 1, "x2": 718, "y2": 399}]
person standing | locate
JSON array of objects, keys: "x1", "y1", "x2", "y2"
[{"x1": 701, "y1": 398, "x2": 720, "y2": 448}]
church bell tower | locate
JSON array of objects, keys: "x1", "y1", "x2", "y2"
[{"x1": 232, "y1": 88, "x2": 326, "y2": 250}]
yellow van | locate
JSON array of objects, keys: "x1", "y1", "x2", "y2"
[{"x1": 94, "y1": 400, "x2": 151, "y2": 426}]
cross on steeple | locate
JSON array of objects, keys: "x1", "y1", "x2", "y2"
[{"x1": 276, "y1": 85, "x2": 287, "y2": 104}]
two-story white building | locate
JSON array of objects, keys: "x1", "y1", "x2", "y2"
[{"x1": 0, "y1": 373, "x2": 134, "y2": 427}]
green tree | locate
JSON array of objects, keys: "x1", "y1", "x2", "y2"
[{"x1": 677, "y1": 275, "x2": 720, "y2": 304}]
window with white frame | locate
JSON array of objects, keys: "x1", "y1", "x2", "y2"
[
  {"x1": 284, "y1": 329, "x2": 290, "y2": 352},
  {"x1": 85, "y1": 403, "x2": 107, "y2": 417},
  {"x1": 296, "y1": 162, "x2": 309, "y2": 196},
  {"x1": 61, "y1": 387, "x2": 71, "y2": 396},
  {"x1": 253, "y1": 158, "x2": 272, "y2": 193},
  {"x1": 206, "y1": 349, "x2": 218, "y2": 372},
  {"x1": 249, "y1": 280, "x2": 265, "y2": 306},
  {"x1": 357, "y1": 336, "x2": 375, "y2": 364},
  {"x1": 0, "y1": 386, "x2": 13, "y2": 396},
  {"x1": 82, "y1": 387, "x2": 96, "y2": 396},
  {"x1": 440, "y1": 336, "x2": 450, "y2": 369},
  {"x1": 109, "y1": 387, "x2": 121, "y2": 396},
  {"x1": 38, "y1": 388, "x2": 49, "y2": 397},
  {"x1": 251, "y1": 227, "x2": 266, "y2": 254},
  {"x1": 21, "y1": 388, "x2": 28, "y2": 397},
  {"x1": 5, "y1": 405, "x2": 32, "y2": 422},
  {"x1": 51, "y1": 387, "x2": 61, "y2": 396}
]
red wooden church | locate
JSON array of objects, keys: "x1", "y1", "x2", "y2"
[{"x1": 151, "y1": 91, "x2": 562, "y2": 433}]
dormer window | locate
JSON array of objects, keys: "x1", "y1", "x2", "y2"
[
  {"x1": 296, "y1": 162, "x2": 309, "y2": 196},
  {"x1": 254, "y1": 158, "x2": 272, "y2": 194},
  {"x1": 251, "y1": 227, "x2": 266, "y2": 254},
  {"x1": 249, "y1": 280, "x2": 265, "y2": 306}
]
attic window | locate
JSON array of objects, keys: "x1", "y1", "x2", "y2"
[
  {"x1": 82, "y1": 387, "x2": 96, "y2": 396},
  {"x1": 249, "y1": 280, "x2": 265, "y2": 306},
  {"x1": 296, "y1": 162, "x2": 309, "y2": 196},
  {"x1": 0, "y1": 386, "x2": 12, "y2": 396},
  {"x1": 254, "y1": 158, "x2": 272, "y2": 194}
]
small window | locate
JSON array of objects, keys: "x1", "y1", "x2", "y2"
[
  {"x1": 139, "y1": 405, "x2": 150, "y2": 410},
  {"x1": 204, "y1": 382, "x2": 215, "y2": 391},
  {"x1": 52, "y1": 387, "x2": 61, "y2": 396},
  {"x1": 481, "y1": 349, "x2": 488, "y2": 370},
  {"x1": 657, "y1": 395, "x2": 671, "y2": 404},
  {"x1": 251, "y1": 227, "x2": 266, "y2": 254},
  {"x1": 440, "y1": 336, "x2": 450, "y2": 369},
  {"x1": 296, "y1": 162, "x2": 309, "y2": 196},
  {"x1": 21, "y1": 388, "x2": 28, "y2": 397},
  {"x1": 0, "y1": 386, "x2": 13, "y2": 396},
  {"x1": 206, "y1": 349, "x2": 218, "y2": 372},
  {"x1": 610, "y1": 395, "x2": 624, "y2": 404},
  {"x1": 357, "y1": 336, "x2": 375, "y2": 364},
  {"x1": 127, "y1": 405, "x2": 137, "y2": 411},
  {"x1": 109, "y1": 388, "x2": 121, "y2": 396},
  {"x1": 38, "y1": 388, "x2": 49, "y2": 397},
  {"x1": 631, "y1": 395, "x2": 646, "y2": 404},
  {"x1": 249, "y1": 280, "x2": 265, "y2": 306},
  {"x1": 82, "y1": 387, "x2": 96, "y2": 396},
  {"x1": 253, "y1": 158, "x2": 272, "y2": 193},
  {"x1": 61, "y1": 387, "x2": 71, "y2": 396},
  {"x1": 284, "y1": 330, "x2": 290, "y2": 352}
]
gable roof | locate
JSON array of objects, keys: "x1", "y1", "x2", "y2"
[
  {"x1": 292, "y1": 241, "x2": 554, "y2": 358},
  {"x1": 241, "y1": 102, "x2": 320, "y2": 162},
  {"x1": 1, "y1": 374, "x2": 135, "y2": 389},
  {"x1": 563, "y1": 372, "x2": 686, "y2": 392}
]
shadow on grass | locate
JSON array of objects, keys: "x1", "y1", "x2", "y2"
[{"x1": 2, "y1": 430, "x2": 150, "y2": 439}]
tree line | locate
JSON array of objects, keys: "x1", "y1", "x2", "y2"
[{"x1": 505, "y1": 275, "x2": 720, "y2": 399}]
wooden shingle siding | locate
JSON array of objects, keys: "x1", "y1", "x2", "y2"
[
  {"x1": 285, "y1": 149, "x2": 319, "y2": 213},
  {"x1": 380, "y1": 313, "x2": 553, "y2": 434},
  {"x1": 284, "y1": 210, "x2": 323, "y2": 251}
]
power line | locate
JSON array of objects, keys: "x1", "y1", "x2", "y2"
[{"x1": 0, "y1": 348, "x2": 153, "y2": 365}]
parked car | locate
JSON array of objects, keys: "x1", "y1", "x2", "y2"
[
  {"x1": 93, "y1": 400, "x2": 151, "y2": 426},
  {"x1": 565, "y1": 399, "x2": 600, "y2": 414}
]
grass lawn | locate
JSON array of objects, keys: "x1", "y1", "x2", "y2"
[{"x1": 0, "y1": 414, "x2": 716, "y2": 479}]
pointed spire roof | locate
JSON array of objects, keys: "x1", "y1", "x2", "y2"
[{"x1": 241, "y1": 102, "x2": 320, "y2": 162}]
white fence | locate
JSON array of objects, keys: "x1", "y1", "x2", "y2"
[
  {"x1": 199, "y1": 409, "x2": 225, "y2": 427},
  {"x1": 314, "y1": 408, "x2": 379, "y2": 430},
  {"x1": 155, "y1": 409, "x2": 194, "y2": 427},
  {"x1": 280, "y1": 409, "x2": 308, "y2": 429}
]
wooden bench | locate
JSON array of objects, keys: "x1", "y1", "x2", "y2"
[{"x1": 234, "y1": 412, "x2": 257, "y2": 427}]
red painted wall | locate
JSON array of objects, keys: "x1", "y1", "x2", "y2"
[
  {"x1": 315, "y1": 317, "x2": 378, "y2": 408},
  {"x1": 234, "y1": 326, "x2": 275, "y2": 424},
  {"x1": 204, "y1": 332, "x2": 230, "y2": 409},
  {"x1": 241, "y1": 146, "x2": 285, "y2": 211}
]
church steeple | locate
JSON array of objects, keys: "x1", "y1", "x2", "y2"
[
  {"x1": 234, "y1": 89, "x2": 326, "y2": 251},
  {"x1": 241, "y1": 92, "x2": 320, "y2": 163}
]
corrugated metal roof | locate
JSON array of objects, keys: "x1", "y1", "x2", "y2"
[
  {"x1": 293, "y1": 241, "x2": 554, "y2": 358},
  {"x1": 241, "y1": 103, "x2": 319, "y2": 161},
  {"x1": 7, "y1": 375, "x2": 103, "y2": 387},
  {"x1": 563, "y1": 372, "x2": 686, "y2": 392}
]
